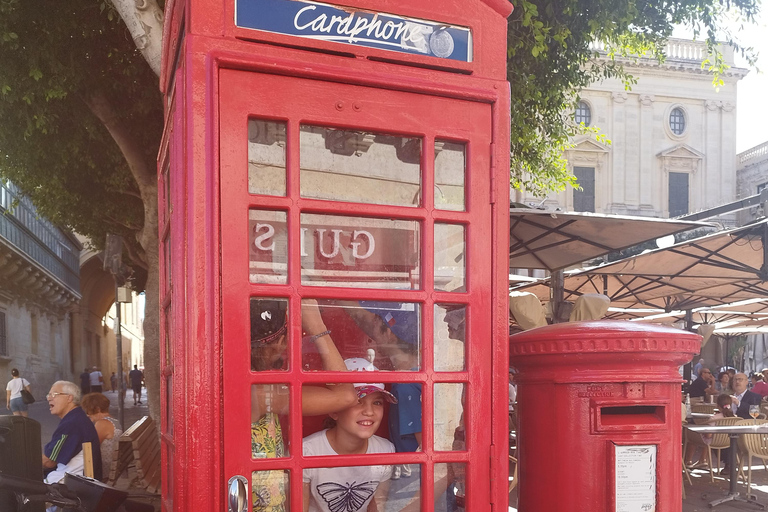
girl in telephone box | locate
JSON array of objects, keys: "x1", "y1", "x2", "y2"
[{"x1": 250, "y1": 299, "x2": 357, "y2": 512}]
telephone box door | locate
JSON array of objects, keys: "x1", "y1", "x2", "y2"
[{"x1": 220, "y1": 69, "x2": 495, "y2": 511}]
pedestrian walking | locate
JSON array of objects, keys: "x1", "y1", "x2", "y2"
[
  {"x1": 128, "y1": 365, "x2": 144, "y2": 405},
  {"x1": 6, "y1": 368, "x2": 32, "y2": 417},
  {"x1": 89, "y1": 366, "x2": 104, "y2": 393},
  {"x1": 110, "y1": 372, "x2": 117, "y2": 392},
  {"x1": 80, "y1": 368, "x2": 91, "y2": 395}
]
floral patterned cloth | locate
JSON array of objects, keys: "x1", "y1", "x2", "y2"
[{"x1": 251, "y1": 412, "x2": 287, "y2": 512}]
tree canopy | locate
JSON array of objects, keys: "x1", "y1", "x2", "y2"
[
  {"x1": 507, "y1": 0, "x2": 760, "y2": 196},
  {"x1": 0, "y1": 0, "x2": 163, "y2": 280}
]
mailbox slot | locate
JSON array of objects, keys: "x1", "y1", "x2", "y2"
[{"x1": 593, "y1": 400, "x2": 668, "y2": 432}]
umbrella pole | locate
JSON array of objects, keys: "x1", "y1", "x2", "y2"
[
  {"x1": 683, "y1": 310, "x2": 694, "y2": 383},
  {"x1": 552, "y1": 270, "x2": 565, "y2": 323}
]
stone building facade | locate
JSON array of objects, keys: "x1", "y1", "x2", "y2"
[
  {"x1": 0, "y1": 181, "x2": 145, "y2": 395},
  {"x1": 736, "y1": 141, "x2": 768, "y2": 225},
  {"x1": 0, "y1": 181, "x2": 81, "y2": 393},
  {"x1": 515, "y1": 39, "x2": 748, "y2": 220}
]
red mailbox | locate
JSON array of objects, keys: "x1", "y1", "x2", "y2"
[
  {"x1": 157, "y1": 0, "x2": 513, "y2": 510},
  {"x1": 509, "y1": 321, "x2": 700, "y2": 511}
]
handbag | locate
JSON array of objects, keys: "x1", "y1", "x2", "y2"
[{"x1": 21, "y1": 389, "x2": 35, "y2": 405}]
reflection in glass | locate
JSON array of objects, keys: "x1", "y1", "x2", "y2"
[
  {"x1": 300, "y1": 124, "x2": 421, "y2": 207},
  {"x1": 249, "y1": 210, "x2": 288, "y2": 284},
  {"x1": 251, "y1": 384, "x2": 290, "y2": 458},
  {"x1": 434, "y1": 224, "x2": 466, "y2": 292},
  {"x1": 252, "y1": 470, "x2": 290, "y2": 511},
  {"x1": 435, "y1": 462, "x2": 466, "y2": 512},
  {"x1": 248, "y1": 119, "x2": 287, "y2": 196},
  {"x1": 251, "y1": 298, "x2": 289, "y2": 371},
  {"x1": 300, "y1": 301, "x2": 421, "y2": 372},
  {"x1": 434, "y1": 383, "x2": 465, "y2": 452},
  {"x1": 434, "y1": 140, "x2": 466, "y2": 211},
  {"x1": 300, "y1": 214, "x2": 420, "y2": 289},
  {"x1": 434, "y1": 304, "x2": 466, "y2": 371},
  {"x1": 165, "y1": 376, "x2": 173, "y2": 437}
]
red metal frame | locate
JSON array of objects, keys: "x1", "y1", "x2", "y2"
[{"x1": 158, "y1": 0, "x2": 512, "y2": 510}]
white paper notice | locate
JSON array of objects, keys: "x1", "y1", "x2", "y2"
[{"x1": 615, "y1": 444, "x2": 656, "y2": 512}]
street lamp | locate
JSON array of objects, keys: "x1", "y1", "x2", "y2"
[{"x1": 103, "y1": 233, "x2": 132, "y2": 430}]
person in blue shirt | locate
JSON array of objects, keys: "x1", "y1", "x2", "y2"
[{"x1": 43, "y1": 380, "x2": 102, "y2": 483}]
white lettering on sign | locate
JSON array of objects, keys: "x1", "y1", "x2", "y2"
[
  {"x1": 255, "y1": 223, "x2": 376, "y2": 261},
  {"x1": 253, "y1": 223, "x2": 276, "y2": 251},
  {"x1": 293, "y1": 5, "x2": 427, "y2": 46},
  {"x1": 351, "y1": 230, "x2": 375, "y2": 260}
]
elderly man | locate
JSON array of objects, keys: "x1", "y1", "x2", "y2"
[
  {"x1": 693, "y1": 358, "x2": 705, "y2": 379},
  {"x1": 732, "y1": 372, "x2": 762, "y2": 419},
  {"x1": 42, "y1": 381, "x2": 102, "y2": 483}
]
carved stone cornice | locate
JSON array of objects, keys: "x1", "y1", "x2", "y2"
[
  {"x1": 612, "y1": 92, "x2": 628, "y2": 103},
  {"x1": 638, "y1": 94, "x2": 655, "y2": 107},
  {"x1": 0, "y1": 241, "x2": 80, "y2": 315}
]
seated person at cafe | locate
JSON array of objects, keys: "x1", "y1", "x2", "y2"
[
  {"x1": 732, "y1": 372, "x2": 762, "y2": 419},
  {"x1": 303, "y1": 358, "x2": 397, "y2": 512},
  {"x1": 685, "y1": 393, "x2": 737, "y2": 467},
  {"x1": 751, "y1": 372, "x2": 768, "y2": 398},
  {"x1": 715, "y1": 371, "x2": 732, "y2": 394},
  {"x1": 689, "y1": 367, "x2": 717, "y2": 399}
]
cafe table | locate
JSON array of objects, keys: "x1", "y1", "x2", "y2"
[{"x1": 686, "y1": 423, "x2": 768, "y2": 509}]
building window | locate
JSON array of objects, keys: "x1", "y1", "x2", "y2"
[
  {"x1": 669, "y1": 172, "x2": 689, "y2": 217},
  {"x1": 575, "y1": 101, "x2": 591, "y2": 127},
  {"x1": 669, "y1": 107, "x2": 686, "y2": 136},
  {"x1": 0, "y1": 312, "x2": 6, "y2": 356},
  {"x1": 758, "y1": 182, "x2": 767, "y2": 194},
  {"x1": 573, "y1": 167, "x2": 596, "y2": 212}
]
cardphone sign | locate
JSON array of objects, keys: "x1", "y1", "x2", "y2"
[{"x1": 235, "y1": 0, "x2": 473, "y2": 62}]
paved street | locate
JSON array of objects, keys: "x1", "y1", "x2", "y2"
[{"x1": 1, "y1": 388, "x2": 149, "y2": 454}]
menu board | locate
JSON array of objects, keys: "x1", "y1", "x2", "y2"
[{"x1": 614, "y1": 444, "x2": 656, "y2": 512}]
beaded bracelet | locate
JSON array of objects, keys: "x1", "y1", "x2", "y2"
[{"x1": 309, "y1": 330, "x2": 332, "y2": 343}]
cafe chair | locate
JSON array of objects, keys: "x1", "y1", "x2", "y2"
[
  {"x1": 735, "y1": 418, "x2": 768, "y2": 496},
  {"x1": 685, "y1": 417, "x2": 743, "y2": 483},
  {"x1": 692, "y1": 403, "x2": 717, "y2": 414}
]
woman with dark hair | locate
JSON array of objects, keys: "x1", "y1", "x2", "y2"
[
  {"x1": 716, "y1": 371, "x2": 732, "y2": 394},
  {"x1": 6, "y1": 368, "x2": 32, "y2": 417},
  {"x1": 250, "y1": 298, "x2": 356, "y2": 512},
  {"x1": 81, "y1": 392, "x2": 122, "y2": 481}
]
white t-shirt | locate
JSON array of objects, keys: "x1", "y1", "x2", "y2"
[
  {"x1": 6, "y1": 378, "x2": 30, "y2": 400},
  {"x1": 90, "y1": 371, "x2": 103, "y2": 386},
  {"x1": 303, "y1": 429, "x2": 394, "y2": 512}
]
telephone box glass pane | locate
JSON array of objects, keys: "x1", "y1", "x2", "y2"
[
  {"x1": 303, "y1": 463, "x2": 410, "y2": 511},
  {"x1": 300, "y1": 214, "x2": 420, "y2": 289},
  {"x1": 251, "y1": 298, "x2": 289, "y2": 372},
  {"x1": 300, "y1": 124, "x2": 421, "y2": 207},
  {"x1": 301, "y1": 300, "x2": 421, "y2": 371},
  {"x1": 434, "y1": 304, "x2": 466, "y2": 371},
  {"x1": 251, "y1": 384, "x2": 291, "y2": 458},
  {"x1": 434, "y1": 462, "x2": 466, "y2": 511},
  {"x1": 249, "y1": 210, "x2": 288, "y2": 285},
  {"x1": 248, "y1": 119, "x2": 287, "y2": 196},
  {"x1": 434, "y1": 224, "x2": 466, "y2": 292},
  {"x1": 252, "y1": 470, "x2": 290, "y2": 511},
  {"x1": 434, "y1": 140, "x2": 466, "y2": 211},
  {"x1": 434, "y1": 383, "x2": 465, "y2": 452}
]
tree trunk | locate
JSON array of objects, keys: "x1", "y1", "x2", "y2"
[{"x1": 83, "y1": 90, "x2": 162, "y2": 423}]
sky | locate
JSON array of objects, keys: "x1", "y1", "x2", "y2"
[{"x1": 675, "y1": 9, "x2": 768, "y2": 153}]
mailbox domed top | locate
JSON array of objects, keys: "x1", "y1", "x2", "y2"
[{"x1": 509, "y1": 320, "x2": 701, "y2": 370}]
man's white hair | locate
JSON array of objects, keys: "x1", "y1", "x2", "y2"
[{"x1": 53, "y1": 380, "x2": 82, "y2": 404}]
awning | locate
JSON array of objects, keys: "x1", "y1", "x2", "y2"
[
  {"x1": 511, "y1": 219, "x2": 768, "y2": 312},
  {"x1": 509, "y1": 208, "x2": 709, "y2": 272}
]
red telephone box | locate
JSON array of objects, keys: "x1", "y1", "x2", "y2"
[{"x1": 157, "y1": 0, "x2": 512, "y2": 510}]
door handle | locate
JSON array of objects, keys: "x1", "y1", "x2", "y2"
[{"x1": 228, "y1": 475, "x2": 248, "y2": 512}]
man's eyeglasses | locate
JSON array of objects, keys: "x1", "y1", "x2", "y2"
[{"x1": 46, "y1": 392, "x2": 71, "y2": 400}]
